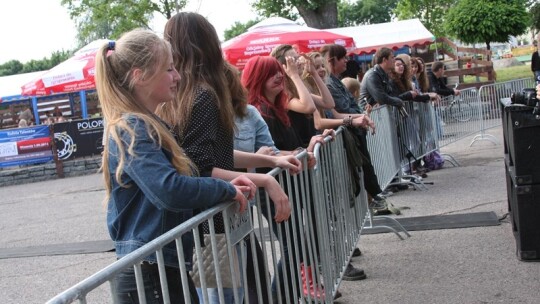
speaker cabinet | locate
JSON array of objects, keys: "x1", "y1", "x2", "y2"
[
  {"x1": 505, "y1": 159, "x2": 540, "y2": 261},
  {"x1": 502, "y1": 102, "x2": 540, "y2": 185}
]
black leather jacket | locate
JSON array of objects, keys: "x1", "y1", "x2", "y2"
[
  {"x1": 359, "y1": 64, "x2": 404, "y2": 107},
  {"x1": 428, "y1": 71, "x2": 455, "y2": 96}
]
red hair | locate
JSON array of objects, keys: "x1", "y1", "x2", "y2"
[{"x1": 241, "y1": 56, "x2": 290, "y2": 126}]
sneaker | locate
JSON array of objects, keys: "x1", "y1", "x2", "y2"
[
  {"x1": 342, "y1": 263, "x2": 367, "y2": 281},
  {"x1": 380, "y1": 189, "x2": 393, "y2": 198},
  {"x1": 369, "y1": 195, "x2": 387, "y2": 210},
  {"x1": 334, "y1": 289, "x2": 342, "y2": 300}
]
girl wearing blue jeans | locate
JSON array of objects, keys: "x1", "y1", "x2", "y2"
[{"x1": 95, "y1": 29, "x2": 255, "y2": 304}]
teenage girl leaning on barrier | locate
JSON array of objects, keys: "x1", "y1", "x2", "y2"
[
  {"x1": 158, "y1": 12, "x2": 296, "y2": 304},
  {"x1": 95, "y1": 29, "x2": 256, "y2": 304},
  {"x1": 241, "y1": 55, "x2": 336, "y2": 302}
]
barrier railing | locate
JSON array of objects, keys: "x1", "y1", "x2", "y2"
[
  {"x1": 434, "y1": 87, "x2": 483, "y2": 149},
  {"x1": 365, "y1": 106, "x2": 401, "y2": 190},
  {"x1": 45, "y1": 78, "x2": 531, "y2": 303},
  {"x1": 367, "y1": 102, "x2": 439, "y2": 191},
  {"x1": 46, "y1": 129, "x2": 375, "y2": 304},
  {"x1": 473, "y1": 78, "x2": 535, "y2": 146}
]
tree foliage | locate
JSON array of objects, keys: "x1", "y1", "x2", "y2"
[
  {"x1": 394, "y1": 0, "x2": 456, "y2": 38},
  {"x1": 251, "y1": 0, "x2": 339, "y2": 29},
  {"x1": 251, "y1": 0, "x2": 398, "y2": 29},
  {"x1": 530, "y1": 2, "x2": 540, "y2": 36},
  {"x1": 0, "y1": 50, "x2": 72, "y2": 76},
  {"x1": 445, "y1": 0, "x2": 529, "y2": 50},
  {"x1": 223, "y1": 19, "x2": 262, "y2": 41},
  {"x1": 338, "y1": 0, "x2": 397, "y2": 27},
  {"x1": 60, "y1": 0, "x2": 185, "y2": 46},
  {"x1": 0, "y1": 60, "x2": 24, "y2": 77}
]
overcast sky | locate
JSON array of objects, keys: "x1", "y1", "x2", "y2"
[{"x1": 0, "y1": 0, "x2": 257, "y2": 64}]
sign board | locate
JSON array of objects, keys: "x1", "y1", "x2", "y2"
[{"x1": 0, "y1": 125, "x2": 53, "y2": 167}]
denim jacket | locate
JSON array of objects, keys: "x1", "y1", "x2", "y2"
[
  {"x1": 325, "y1": 74, "x2": 363, "y2": 119},
  {"x1": 107, "y1": 115, "x2": 237, "y2": 268},
  {"x1": 234, "y1": 105, "x2": 279, "y2": 154}
]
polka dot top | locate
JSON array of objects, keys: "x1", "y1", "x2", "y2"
[{"x1": 180, "y1": 86, "x2": 233, "y2": 233}]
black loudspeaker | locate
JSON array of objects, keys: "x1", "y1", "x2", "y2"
[
  {"x1": 505, "y1": 163, "x2": 540, "y2": 260},
  {"x1": 502, "y1": 101, "x2": 540, "y2": 185},
  {"x1": 501, "y1": 99, "x2": 540, "y2": 261}
]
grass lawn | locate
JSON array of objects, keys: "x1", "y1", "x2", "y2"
[{"x1": 463, "y1": 64, "x2": 533, "y2": 83}]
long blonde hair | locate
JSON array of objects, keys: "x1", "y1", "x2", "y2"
[
  {"x1": 95, "y1": 29, "x2": 194, "y2": 200},
  {"x1": 302, "y1": 51, "x2": 325, "y2": 95}
]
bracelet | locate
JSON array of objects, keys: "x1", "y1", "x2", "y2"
[{"x1": 342, "y1": 115, "x2": 353, "y2": 127}]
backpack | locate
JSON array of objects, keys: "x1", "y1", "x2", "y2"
[{"x1": 424, "y1": 150, "x2": 445, "y2": 170}]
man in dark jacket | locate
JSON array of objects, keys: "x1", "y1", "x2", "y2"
[
  {"x1": 360, "y1": 47, "x2": 404, "y2": 109},
  {"x1": 428, "y1": 61, "x2": 460, "y2": 97}
]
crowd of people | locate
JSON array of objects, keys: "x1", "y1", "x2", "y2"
[{"x1": 97, "y1": 12, "x2": 474, "y2": 304}]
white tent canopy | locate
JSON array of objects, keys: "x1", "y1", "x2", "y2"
[
  {"x1": 0, "y1": 71, "x2": 47, "y2": 102},
  {"x1": 327, "y1": 19, "x2": 435, "y2": 55}
]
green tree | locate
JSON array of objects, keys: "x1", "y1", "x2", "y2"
[
  {"x1": 338, "y1": 0, "x2": 397, "y2": 27},
  {"x1": 529, "y1": 2, "x2": 540, "y2": 36},
  {"x1": 251, "y1": 0, "x2": 339, "y2": 29},
  {"x1": 61, "y1": 0, "x2": 185, "y2": 46},
  {"x1": 394, "y1": 0, "x2": 456, "y2": 37},
  {"x1": 0, "y1": 60, "x2": 24, "y2": 76},
  {"x1": 445, "y1": 0, "x2": 529, "y2": 50},
  {"x1": 223, "y1": 19, "x2": 261, "y2": 41}
]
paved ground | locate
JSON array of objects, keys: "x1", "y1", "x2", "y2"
[{"x1": 1, "y1": 126, "x2": 539, "y2": 303}]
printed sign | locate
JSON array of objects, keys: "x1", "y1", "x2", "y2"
[
  {"x1": 53, "y1": 118, "x2": 104, "y2": 160},
  {"x1": 0, "y1": 126, "x2": 53, "y2": 167}
]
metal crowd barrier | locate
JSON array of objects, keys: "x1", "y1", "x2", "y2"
[
  {"x1": 367, "y1": 101, "x2": 439, "y2": 191},
  {"x1": 46, "y1": 130, "x2": 374, "y2": 304},
  {"x1": 45, "y1": 78, "x2": 531, "y2": 304},
  {"x1": 365, "y1": 106, "x2": 401, "y2": 190},
  {"x1": 473, "y1": 78, "x2": 535, "y2": 146},
  {"x1": 309, "y1": 129, "x2": 368, "y2": 302},
  {"x1": 433, "y1": 87, "x2": 482, "y2": 150}
]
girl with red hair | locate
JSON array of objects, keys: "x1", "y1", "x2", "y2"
[{"x1": 241, "y1": 55, "x2": 333, "y2": 302}]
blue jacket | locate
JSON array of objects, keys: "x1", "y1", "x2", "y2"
[
  {"x1": 107, "y1": 115, "x2": 237, "y2": 268},
  {"x1": 234, "y1": 105, "x2": 279, "y2": 154}
]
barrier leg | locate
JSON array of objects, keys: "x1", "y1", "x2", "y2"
[
  {"x1": 362, "y1": 211, "x2": 411, "y2": 240},
  {"x1": 441, "y1": 153, "x2": 460, "y2": 167}
]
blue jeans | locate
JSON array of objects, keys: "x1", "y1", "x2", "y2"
[
  {"x1": 534, "y1": 71, "x2": 540, "y2": 85},
  {"x1": 112, "y1": 262, "x2": 198, "y2": 304}
]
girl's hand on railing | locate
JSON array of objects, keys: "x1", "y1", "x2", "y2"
[
  {"x1": 320, "y1": 128, "x2": 336, "y2": 140},
  {"x1": 230, "y1": 175, "x2": 256, "y2": 212},
  {"x1": 365, "y1": 103, "x2": 373, "y2": 115},
  {"x1": 428, "y1": 93, "x2": 441, "y2": 104},
  {"x1": 263, "y1": 176, "x2": 292, "y2": 222},
  {"x1": 306, "y1": 151, "x2": 316, "y2": 169},
  {"x1": 352, "y1": 114, "x2": 368, "y2": 128},
  {"x1": 274, "y1": 154, "x2": 302, "y2": 175}
]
